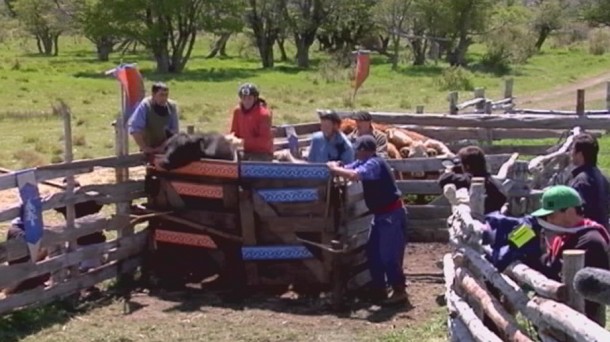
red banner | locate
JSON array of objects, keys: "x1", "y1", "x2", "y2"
[{"x1": 353, "y1": 52, "x2": 370, "y2": 91}]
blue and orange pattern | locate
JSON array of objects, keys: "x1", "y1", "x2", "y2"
[
  {"x1": 256, "y1": 188, "x2": 319, "y2": 202},
  {"x1": 240, "y1": 162, "x2": 329, "y2": 180},
  {"x1": 241, "y1": 245, "x2": 314, "y2": 260}
]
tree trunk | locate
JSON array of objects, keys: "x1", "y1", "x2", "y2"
[
  {"x1": 410, "y1": 38, "x2": 426, "y2": 66},
  {"x1": 206, "y1": 33, "x2": 231, "y2": 59},
  {"x1": 390, "y1": 35, "x2": 400, "y2": 70},
  {"x1": 295, "y1": 35, "x2": 314, "y2": 68},
  {"x1": 36, "y1": 36, "x2": 43, "y2": 54},
  {"x1": 535, "y1": 26, "x2": 551, "y2": 51},
  {"x1": 259, "y1": 41, "x2": 275, "y2": 68},
  {"x1": 154, "y1": 45, "x2": 170, "y2": 73},
  {"x1": 52, "y1": 34, "x2": 59, "y2": 56},
  {"x1": 96, "y1": 41, "x2": 113, "y2": 62},
  {"x1": 277, "y1": 37, "x2": 288, "y2": 62},
  {"x1": 447, "y1": 37, "x2": 471, "y2": 66},
  {"x1": 38, "y1": 34, "x2": 54, "y2": 56}
]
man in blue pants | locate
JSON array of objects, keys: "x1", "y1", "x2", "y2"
[{"x1": 327, "y1": 135, "x2": 409, "y2": 305}]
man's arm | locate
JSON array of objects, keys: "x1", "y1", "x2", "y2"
[
  {"x1": 340, "y1": 138, "x2": 355, "y2": 165},
  {"x1": 570, "y1": 176, "x2": 592, "y2": 208},
  {"x1": 328, "y1": 158, "x2": 381, "y2": 181},
  {"x1": 128, "y1": 102, "x2": 152, "y2": 153},
  {"x1": 168, "y1": 102, "x2": 180, "y2": 134},
  {"x1": 375, "y1": 131, "x2": 388, "y2": 154}
]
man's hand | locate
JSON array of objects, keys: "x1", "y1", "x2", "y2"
[{"x1": 327, "y1": 161, "x2": 341, "y2": 171}]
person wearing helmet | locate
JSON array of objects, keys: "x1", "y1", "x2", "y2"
[
  {"x1": 327, "y1": 135, "x2": 409, "y2": 307},
  {"x1": 230, "y1": 83, "x2": 273, "y2": 161}
]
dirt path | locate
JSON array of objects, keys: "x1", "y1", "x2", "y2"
[{"x1": 518, "y1": 71, "x2": 610, "y2": 110}]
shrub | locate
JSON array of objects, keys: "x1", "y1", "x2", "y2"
[
  {"x1": 588, "y1": 28, "x2": 610, "y2": 56},
  {"x1": 434, "y1": 67, "x2": 474, "y2": 91}
]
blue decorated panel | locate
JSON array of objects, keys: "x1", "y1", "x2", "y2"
[
  {"x1": 240, "y1": 162, "x2": 330, "y2": 180},
  {"x1": 242, "y1": 245, "x2": 314, "y2": 260},
  {"x1": 256, "y1": 188, "x2": 319, "y2": 203}
]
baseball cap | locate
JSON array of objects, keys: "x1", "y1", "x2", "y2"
[
  {"x1": 352, "y1": 111, "x2": 372, "y2": 121},
  {"x1": 530, "y1": 185, "x2": 583, "y2": 217},
  {"x1": 353, "y1": 135, "x2": 377, "y2": 152}
]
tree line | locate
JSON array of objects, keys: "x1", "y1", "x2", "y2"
[{"x1": 0, "y1": 0, "x2": 608, "y2": 74}]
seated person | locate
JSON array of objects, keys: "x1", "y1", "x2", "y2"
[
  {"x1": 530, "y1": 185, "x2": 609, "y2": 325},
  {"x1": 3, "y1": 217, "x2": 50, "y2": 295},
  {"x1": 438, "y1": 146, "x2": 506, "y2": 214},
  {"x1": 347, "y1": 111, "x2": 388, "y2": 158},
  {"x1": 483, "y1": 186, "x2": 609, "y2": 325},
  {"x1": 307, "y1": 110, "x2": 354, "y2": 164}
]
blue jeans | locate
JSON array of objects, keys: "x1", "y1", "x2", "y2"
[{"x1": 366, "y1": 207, "x2": 408, "y2": 289}]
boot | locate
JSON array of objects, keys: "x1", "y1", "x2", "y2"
[{"x1": 384, "y1": 285, "x2": 410, "y2": 307}]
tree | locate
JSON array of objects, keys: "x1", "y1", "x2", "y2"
[
  {"x1": 72, "y1": 0, "x2": 125, "y2": 61},
  {"x1": 373, "y1": 0, "x2": 413, "y2": 69},
  {"x1": 245, "y1": 0, "x2": 283, "y2": 68},
  {"x1": 13, "y1": 0, "x2": 71, "y2": 55},
  {"x1": 104, "y1": 0, "x2": 242, "y2": 73},
  {"x1": 583, "y1": 0, "x2": 610, "y2": 27},
  {"x1": 282, "y1": 0, "x2": 332, "y2": 68},
  {"x1": 443, "y1": 0, "x2": 493, "y2": 66},
  {"x1": 528, "y1": 0, "x2": 568, "y2": 51},
  {"x1": 204, "y1": 0, "x2": 243, "y2": 59}
]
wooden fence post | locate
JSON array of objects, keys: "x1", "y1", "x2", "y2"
[
  {"x1": 187, "y1": 125, "x2": 195, "y2": 134},
  {"x1": 474, "y1": 88, "x2": 485, "y2": 112},
  {"x1": 576, "y1": 89, "x2": 585, "y2": 117},
  {"x1": 504, "y1": 78, "x2": 514, "y2": 99},
  {"x1": 469, "y1": 177, "x2": 485, "y2": 220},
  {"x1": 606, "y1": 82, "x2": 610, "y2": 113},
  {"x1": 114, "y1": 113, "x2": 132, "y2": 287},
  {"x1": 484, "y1": 101, "x2": 493, "y2": 114},
  {"x1": 449, "y1": 91, "x2": 458, "y2": 115},
  {"x1": 59, "y1": 101, "x2": 77, "y2": 279},
  {"x1": 416, "y1": 105, "x2": 424, "y2": 114},
  {"x1": 562, "y1": 250, "x2": 585, "y2": 312}
]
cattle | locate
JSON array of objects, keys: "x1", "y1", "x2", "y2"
[{"x1": 157, "y1": 132, "x2": 241, "y2": 170}]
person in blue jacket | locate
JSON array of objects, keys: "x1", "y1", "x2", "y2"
[
  {"x1": 307, "y1": 110, "x2": 354, "y2": 164},
  {"x1": 327, "y1": 135, "x2": 408, "y2": 306}
]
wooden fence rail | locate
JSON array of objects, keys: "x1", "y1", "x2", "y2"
[{"x1": 443, "y1": 179, "x2": 610, "y2": 342}]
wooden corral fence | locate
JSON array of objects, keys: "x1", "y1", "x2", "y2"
[
  {"x1": 145, "y1": 155, "x2": 374, "y2": 306},
  {"x1": 0, "y1": 102, "x2": 148, "y2": 316},
  {"x1": 442, "y1": 179, "x2": 610, "y2": 342},
  {"x1": 441, "y1": 78, "x2": 610, "y2": 116},
  {"x1": 273, "y1": 111, "x2": 610, "y2": 242}
]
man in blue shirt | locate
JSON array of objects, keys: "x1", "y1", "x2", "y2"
[
  {"x1": 327, "y1": 135, "x2": 409, "y2": 306},
  {"x1": 307, "y1": 110, "x2": 354, "y2": 164},
  {"x1": 128, "y1": 82, "x2": 180, "y2": 155}
]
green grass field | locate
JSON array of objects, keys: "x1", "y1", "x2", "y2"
[
  {"x1": 1, "y1": 34, "x2": 610, "y2": 341},
  {"x1": 1, "y1": 35, "x2": 610, "y2": 170}
]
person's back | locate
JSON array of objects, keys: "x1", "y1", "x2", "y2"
[
  {"x1": 308, "y1": 110, "x2": 354, "y2": 164},
  {"x1": 569, "y1": 165, "x2": 609, "y2": 229},
  {"x1": 438, "y1": 171, "x2": 506, "y2": 214}
]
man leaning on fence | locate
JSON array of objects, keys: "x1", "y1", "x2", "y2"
[
  {"x1": 327, "y1": 135, "x2": 409, "y2": 306},
  {"x1": 128, "y1": 82, "x2": 180, "y2": 156},
  {"x1": 347, "y1": 111, "x2": 388, "y2": 158}
]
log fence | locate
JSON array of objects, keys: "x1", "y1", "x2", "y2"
[{"x1": 442, "y1": 178, "x2": 610, "y2": 341}]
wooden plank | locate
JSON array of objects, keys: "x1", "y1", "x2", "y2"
[
  {"x1": 0, "y1": 181, "x2": 145, "y2": 223},
  {"x1": 406, "y1": 205, "x2": 451, "y2": 219},
  {"x1": 318, "y1": 110, "x2": 610, "y2": 130},
  {"x1": 346, "y1": 214, "x2": 373, "y2": 235},
  {"x1": 256, "y1": 188, "x2": 319, "y2": 203},
  {"x1": 0, "y1": 154, "x2": 145, "y2": 192},
  {"x1": 388, "y1": 154, "x2": 511, "y2": 173},
  {"x1": 239, "y1": 189, "x2": 260, "y2": 285},
  {"x1": 260, "y1": 217, "x2": 331, "y2": 233},
  {"x1": 0, "y1": 231, "x2": 146, "y2": 290},
  {"x1": 154, "y1": 229, "x2": 217, "y2": 249},
  {"x1": 0, "y1": 214, "x2": 126, "y2": 264},
  {"x1": 468, "y1": 144, "x2": 554, "y2": 156},
  {"x1": 271, "y1": 201, "x2": 327, "y2": 216},
  {"x1": 0, "y1": 256, "x2": 140, "y2": 316},
  {"x1": 240, "y1": 162, "x2": 330, "y2": 180},
  {"x1": 389, "y1": 126, "x2": 603, "y2": 142},
  {"x1": 171, "y1": 210, "x2": 238, "y2": 233},
  {"x1": 397, "y1": 179, "x2": 535, "y2": 197},
  {"x1": 346, "y1": 199, "x2": 369, "y2": 219},
  {"x1": 273, "y1": 123, "x2": 320, "y2": 138},
  {"x1": 169, "y1": 181, "x2": 224, "y2": 199},
  {"x1": 241, "y1": 245, "x2": 314, "y2": 260},
  {"x1": 273, "y1": 137, "x2": 312, "y2": 150}
]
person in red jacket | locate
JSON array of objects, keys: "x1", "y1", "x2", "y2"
[{"x1": 230, "y1": 83, "x2": 273, "y2": 161}]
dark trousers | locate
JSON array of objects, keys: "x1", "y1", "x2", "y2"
[{"x1": 367, "y1": 207, "x2": 407, "y2": 290}]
